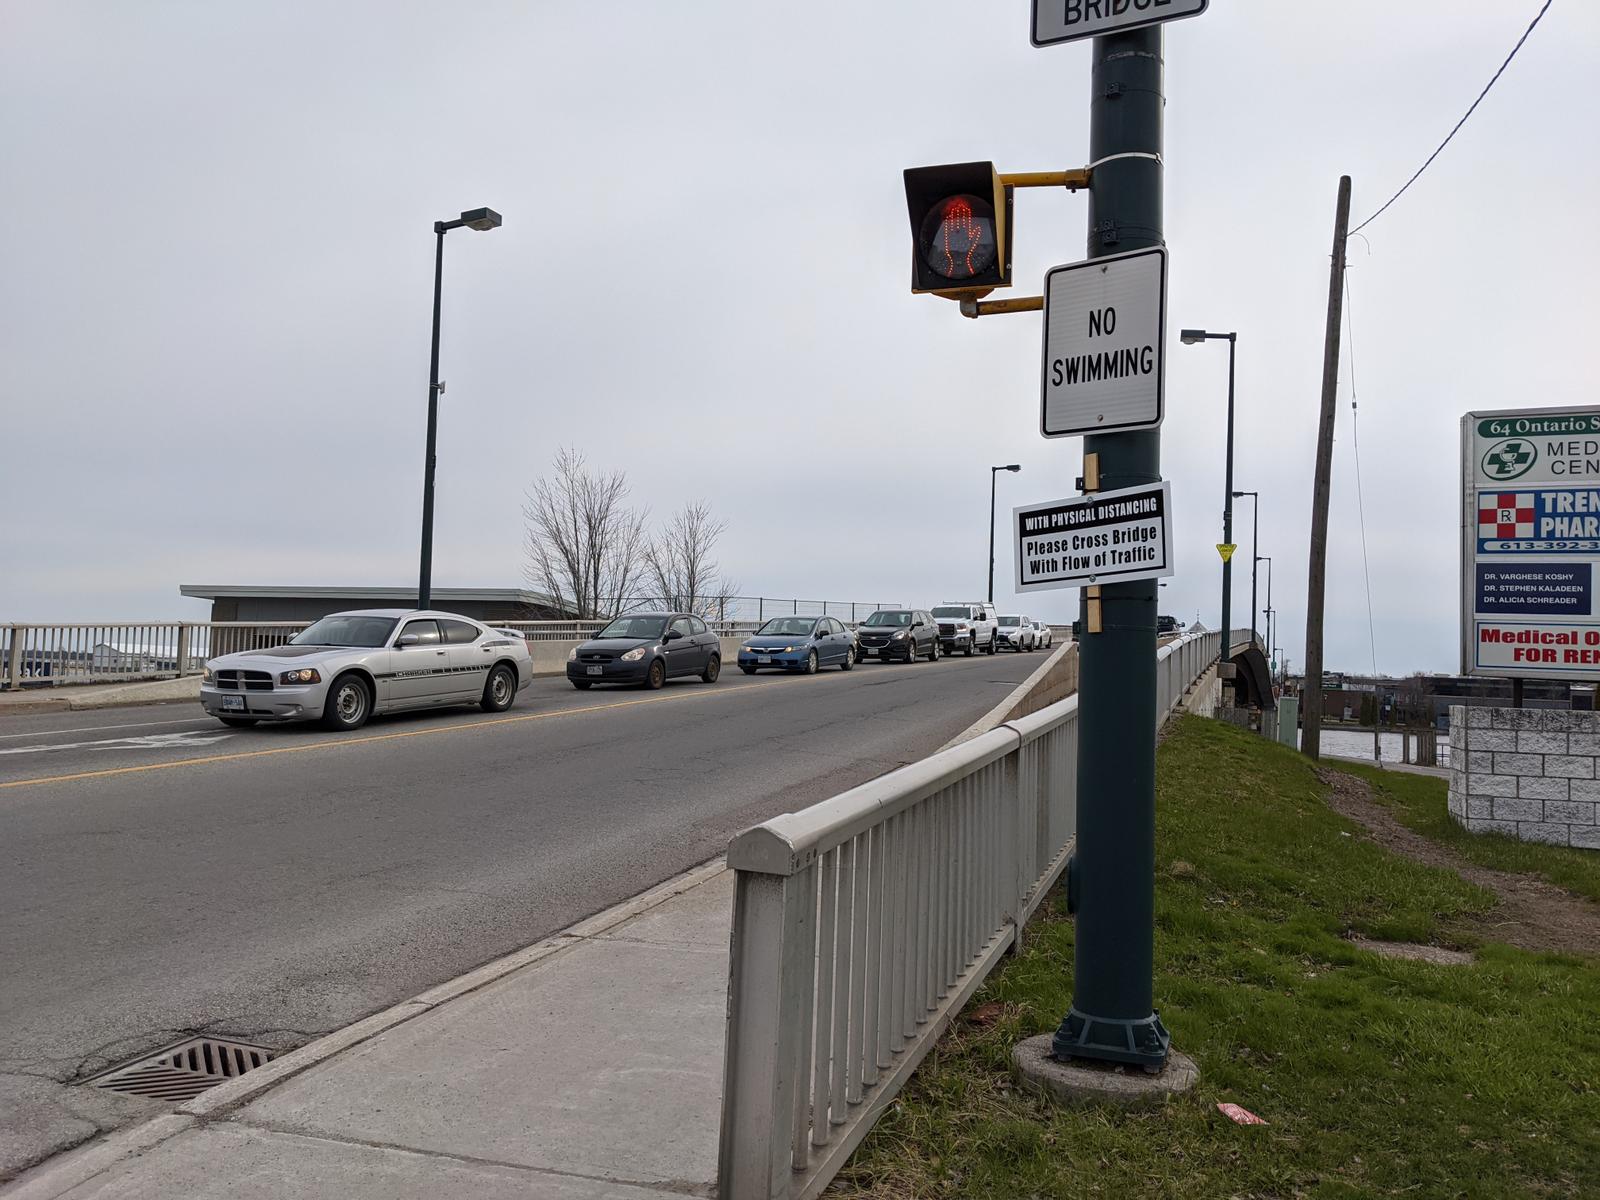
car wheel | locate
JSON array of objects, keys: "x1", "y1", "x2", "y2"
[
  {"x1": 572, "y1": 679, "x2": 593, "y2": 689},
  {"x1": 740, "y1": 665, "x2": 757, "y2": 675},
  {"x1": 702, "y1": 655, "x2": 721, "y2": 684},
  {"x1": 804, "y1": 649, "x2": 818, "y2": 675},
  {"x1": 481, "y1": 663, "x2": 517, "y2": 712},
  {"x1": 840, "y1": 649, "x2": 853, "y2": 671},
  {"x1": 645, "y1": 658, "x2": 666, "y2": 690},
  {"x1": 986, "y1": 634, "x2": 997, "y2": 655},
  {"x1": 963, "y1": 636, "x2": 974, "y2": 657},
  {"x1": 218, "y1": 716, "x2": 258, "y2": 728},
  {"x1": 320, "y1": 673, "x2": 371, "y2": 731},
  {"x1": 928, "y1": 639, "x2": 939, "y2": 662},
  {"x1": 903, "y1": 641, "x2": 917, "y2": 664}
]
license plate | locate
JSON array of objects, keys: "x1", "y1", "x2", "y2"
[
  {"x1": 757, "y1": 656, "x2": 772, "y2": 664},
  {"x1": 220, "y1": 694, "x2": 245, "y2": 712},
  {"x1": 864, "y1": 648, "x2": 877, "y2": 657},
  {"x1": 587, "y1": 665, "x2": 603, "y2": 676}
]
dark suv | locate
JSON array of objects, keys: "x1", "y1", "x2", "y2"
[
  {"x1": 854, "y1": 609, "x2": 939, "y2": 663},
  {"x1": 1157, "y1": 614, "x2": 1181, "y2": 635}
]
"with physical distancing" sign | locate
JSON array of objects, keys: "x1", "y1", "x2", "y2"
[{"x1": 1014, "y1": 482, "x2": 1173, "y2": 592}]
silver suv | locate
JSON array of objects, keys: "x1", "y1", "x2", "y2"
[{"x1": 930, "y1": 603, "x2": 998, "y2": 656}]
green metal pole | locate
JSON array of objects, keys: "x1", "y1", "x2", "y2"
[{"x1": 1053, "y1": 23, "x2": 1169, "y2": 1071}]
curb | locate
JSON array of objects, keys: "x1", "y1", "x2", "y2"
[{"x1": 941, "y1": 639, "x2": 1075, "y2": 751}]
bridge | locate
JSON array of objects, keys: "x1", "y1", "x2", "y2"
[
  {"x1": 1227, "y1": 628, "x2": 1275, "y2": 710},
  {"x1": 0, "y1": 630, "x2": 1230, "y2": 1194}
]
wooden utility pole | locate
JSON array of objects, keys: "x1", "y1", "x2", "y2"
[{"x1": 1301, "y1": 176, "x2": 1351, "y2": 762}]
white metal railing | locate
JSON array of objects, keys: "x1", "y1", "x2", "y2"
[
  {"x1": 1, "y1": 617, "x2": 792, "y2": 688},
  {"x1": 1, "y1": 622, "x2": 310, "y2": 690},
  {"x1": 717, "y1": 630, "x2": 1220, "y2": 1200},
  {"x1": 497, "y1": 619, "x2": 763, "y2": 642}
]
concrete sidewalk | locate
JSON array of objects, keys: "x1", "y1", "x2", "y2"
[
  {"x1": 1325, "y1": 752, "x2": 1451, "y2": 780},
  {"x1": 5, "y1": 864, "x2": 734, "y2": 1199},
  {"x1": 0, "y1": 676, "x2": 200, "y2": 712}
]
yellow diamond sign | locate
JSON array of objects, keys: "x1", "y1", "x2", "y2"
[{"x1": 1216, "y1": 543, "x2": 1237, "y2": 562}]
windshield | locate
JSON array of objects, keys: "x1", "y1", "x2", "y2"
[
  {"x1": 998, "y1": 616, "x2": 1021, "y2": 627},
  {"x1": 931, "y1": 606, "x2": 972, "y2": 619},
  {"x1": 757, "y1": 617, "x2": 818, "y2": 636},
  {"x1": 595, "y1": 616, "x2": 668, "y2": 640},
  {"x1": 289, "y1": 615, "x2": 399, "y2": 648},
  {"x1": 863, "y1": 611, "x2": 913, "y2": 627}
]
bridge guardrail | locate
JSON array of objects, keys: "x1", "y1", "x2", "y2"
[
  {"x1": 0, "y1": 617, "x2": 871, "y2": 689},
  {"x1": 1, "y1": 622, "x2": 310, "y2": 690},
  {"x1": 717, "y1": 629, "x2": 1220, "y2": 1200}
]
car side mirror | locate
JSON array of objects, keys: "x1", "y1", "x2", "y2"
[
  {"x1": 664, "y1": 630, "x2": 683, "y2": 642},
  {"x1": 396, "y1": 633, "x2": 420, "y2": 648}
]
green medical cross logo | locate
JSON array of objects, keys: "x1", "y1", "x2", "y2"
[{"x1": 1482, "y1": 439, "x2": 1536, "y2": 481}]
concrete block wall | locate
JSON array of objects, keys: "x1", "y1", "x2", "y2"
[{"x1": 1447, "y1": 704, "x2": 1600, "y2": 849}]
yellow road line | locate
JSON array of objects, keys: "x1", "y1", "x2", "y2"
[{"x1": 0, "y1": 682, "x2": 771, "y2": 791}]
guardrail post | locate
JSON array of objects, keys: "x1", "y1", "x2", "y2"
[
  {"x1": 4, "y1": 625, "x2": 22, "y2": 691},
  {"x1": 176, "y1": 625, "x2": 192, "y2": 677},
  {"x1": 719, "y1": 867, "x2": 808, "y2": 1200}
]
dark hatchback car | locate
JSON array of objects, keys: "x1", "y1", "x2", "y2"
[
  {"x1": 854, "y1": 609, "x2": 939, "y2": 663},
  {"x1": 567, "y1": 612, "x2": 722, "y2": 690}
]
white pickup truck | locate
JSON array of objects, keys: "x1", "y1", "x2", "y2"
[{"x1": 931, "y1": 603, "x2": 998, "y2": 656}]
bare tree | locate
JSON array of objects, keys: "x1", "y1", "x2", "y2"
[
  {"x1": 523, "y1": 448, "x2": 647, "y2": 618},
  {"x1": 643, "y1": 501, "x2": 736, "y2": 617}
]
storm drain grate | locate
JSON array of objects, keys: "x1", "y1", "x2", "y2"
[{"x1": 88, "y1": 1037, "x2": 278, "y2": 1102}]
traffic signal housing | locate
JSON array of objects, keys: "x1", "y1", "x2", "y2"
[{"x1": 903, "y1": 161, "x2": 1013, "y2": 301}]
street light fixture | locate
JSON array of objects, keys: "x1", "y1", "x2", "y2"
[
  {"x1": 989, "y1": 464, "x2": 1022, "y2": 603},
  {"x1": 1179, "y1": 329, "x2": 1238, "y2": 647},
  {"x1": 418, "y1": 207, "x2": 502, "y2": 610}
]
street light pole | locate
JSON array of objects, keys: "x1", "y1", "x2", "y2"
[
  {"x1": 1180, "y1": 330, "x2": 1239, "y2": 644},
  {"x1": 988, "y1": 464, "x2": 1021, "y2": 603},
  {"x1": 1233, "y1": 490, "x2": 1259, "y2": 642},
  {"x1": 1260, "y1": 553, "x2": 1274, "y2": 677},
  {"x1": 417, "y1": 206, "x2": 502, "y2": 610}
]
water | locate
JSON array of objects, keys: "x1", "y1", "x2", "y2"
[{"x1": 1296, "y1": 727, "x2": 1451, "y2": 766}]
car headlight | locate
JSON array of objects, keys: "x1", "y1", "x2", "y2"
[
  {"x1": 892, "y1": 631, "x2": 907, "y2": 640},
  {"x1": 621, "y1": 646, "x2": 647, "y2": 661},
  {"x1": 201, "y1": 666, "x2": 213, "y2": 682},
  {"x1": 568, "y1": 647, "x2": 578, "y2": 661},
  {"x1": 279, "y1": 668, "x2": 321, "y2": 685},
  {"x1": 956, "y1": 623, "x2": 968, "y2": 631}
]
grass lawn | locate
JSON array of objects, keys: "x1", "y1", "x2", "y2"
[
  {"x1": 834, "y1": 716, "x2": 1600, "y2": 1200},
  {"x1": 1339, "y1": 760, "x2": 1600, "y2": 905}
]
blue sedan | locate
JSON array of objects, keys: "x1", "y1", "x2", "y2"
[{"x1": 737, "y1": 616, "x2": 855, "y2": 675}]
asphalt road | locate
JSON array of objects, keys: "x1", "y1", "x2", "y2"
[{"x1": 0, "y1": 648, "x2": 1041, "y2": 1178}]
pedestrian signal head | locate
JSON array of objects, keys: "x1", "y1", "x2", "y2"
[{"x1": 903, "y1": 161, "x2": 1012, "y2": 300}]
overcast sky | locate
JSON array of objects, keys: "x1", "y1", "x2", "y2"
[{"x1": 3, "y1": 1, "x2": 1596, "y2": 675}]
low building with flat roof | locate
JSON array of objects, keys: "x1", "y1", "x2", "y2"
[{"x1": 180, "y1": 585, "x2": 573, "y2": 624}]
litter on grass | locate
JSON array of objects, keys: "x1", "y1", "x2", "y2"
[{"x1": 1217, "y1": 1102, "x2": 1268, "y2": 1125}]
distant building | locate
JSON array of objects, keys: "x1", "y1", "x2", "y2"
[{"x1": 179, "y1": 585, "x2": 575, "y2": 624}]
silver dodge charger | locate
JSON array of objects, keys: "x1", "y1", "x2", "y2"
[{"x1": 200, "y1": 609, "x2": 533, "y2": 731}]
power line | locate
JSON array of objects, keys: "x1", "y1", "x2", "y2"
[
  {"x1": 1350, "y1": 0, "x2": 1553, "y2": 236},
  {"x1": 1344, "y1": 270, "x2": 1380, "y2": 691}
]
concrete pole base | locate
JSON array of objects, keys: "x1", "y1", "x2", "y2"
[{"x1": 1012, "y1": 1034, "x2": 1199, "y2": 1109}]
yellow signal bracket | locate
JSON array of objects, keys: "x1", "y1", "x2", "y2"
[
  {"x1": 999, "y1": 168, "x2": 1092, "y2": 191},
  {"x1": 958, "y1": 295, "x2": 1043, "y2": 320}
]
